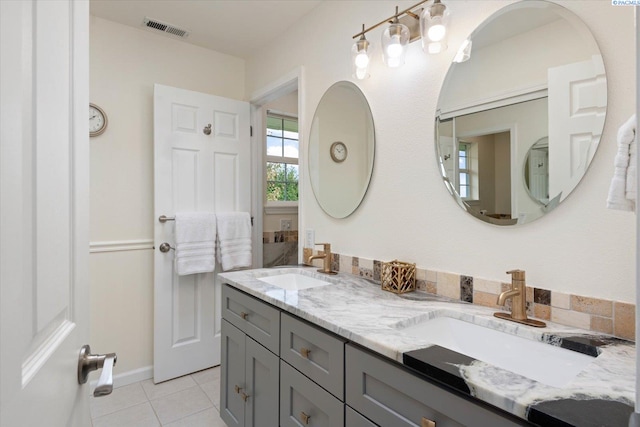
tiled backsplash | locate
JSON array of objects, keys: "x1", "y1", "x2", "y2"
[
  {"x1": 304, "y1": 250, "x2": 635, "y2": 341},
  {"x1": 263, "y1": 231, "x2": 298, "y2": 268}
]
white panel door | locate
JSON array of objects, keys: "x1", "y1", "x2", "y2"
[
  {"x1": 0, "y1": 1, "x2": 90, "y2": 426},
  {"x1": 154, "y1": 84, "x2": 251, "y2": 383},
  {"x1": 548, "y1": 56, "x2": 606, "y2": 202}
]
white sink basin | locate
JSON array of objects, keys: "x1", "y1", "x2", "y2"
[
  {"x1": 398, "y1": 316, "x2": 596, "y2": 388},
  {"x1": 258, "y1": 273, "x2": 332, "y2": 291}
]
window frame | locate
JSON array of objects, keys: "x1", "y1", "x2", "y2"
[{"x1": 264, "y1": 111, "x2": 299, "y2": 211}]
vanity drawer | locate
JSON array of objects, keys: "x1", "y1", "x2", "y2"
[
  {"x1": 280, "y1": 360, "x2": 344, "y2": 427},
  {"x1": 345, "y1": 344, "x2": 528, "y2": 427},
  {"x1": 280, "y1": 313, "x2": 346, "y2": 399},
  {"x1": 346, "y1": 406, "x2": 377, "y2": 427},
  {"x1": 222, "y1": 284, "x2": 280, "y2": 354}
]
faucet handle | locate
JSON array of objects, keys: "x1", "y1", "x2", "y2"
[
  {"x1": 315, "y1": 243, "x2": 330, "y2": 250},
  {"x1": 506, "y1": 269, "x2": 525, "y2": 280}
]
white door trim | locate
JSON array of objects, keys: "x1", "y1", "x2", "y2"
[{"x1": 249, "y1": 67, "x2": 304, "y2": 266}]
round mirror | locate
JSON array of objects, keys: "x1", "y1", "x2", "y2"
[
  {"x1": 309, "y1": 81, "x2": 375, "y2": 218},
  {"x1": 435, "y1": 1, "x2": 606, "y2": 226}
]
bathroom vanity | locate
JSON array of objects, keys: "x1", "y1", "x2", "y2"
[{"x1": 219, "y1": 267, "x2": 634, "y2": 427}]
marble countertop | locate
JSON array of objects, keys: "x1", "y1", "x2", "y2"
[{"x1": 219, "y1": 267, "x2": 635, "y2": 426}]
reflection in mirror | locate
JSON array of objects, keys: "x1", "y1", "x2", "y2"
[
  {"x1": 309, "y1": 81, "x2": 375, "y2": 218},
  {"x1": 524, "y1": 137, "x2": 549, "y2": 205},
  {"x1": 435, "y1": 0, "x2": 606, "y2": 226}
]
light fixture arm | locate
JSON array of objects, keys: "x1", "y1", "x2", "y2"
[{"x1": 352, "y1": 0, "x2": 430, "y2": 39}]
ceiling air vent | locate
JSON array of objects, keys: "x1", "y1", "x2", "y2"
[{"x1": 142, "y1": 17, "x2": 190, "y2": 38}]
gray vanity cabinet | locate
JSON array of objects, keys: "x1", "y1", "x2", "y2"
[
  {"x1": 220, "y1": 320, "x2": 279, "y2": 427},
  {"x1": 280, "y1": 360, "x2": 344, "y2": 427},
  {"x1": 220, "y1": 285, "x2": 280, "y2": 427},
  {"x1": 346, "y1": 406, "x2": 378, "y2": 427},
  {"x1": 345, "y1": 344, "x2": 528, "y2": 427},
  {"x1": 280, "y1": 313, "x2": 345, "y2": 400}
]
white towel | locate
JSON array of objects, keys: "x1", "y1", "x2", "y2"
[
  {"x1": 174, "y1": 212, "x2": 216, "y2": 276},
  {"x1": 607, "y1": 114, "x2": 636, "y2": 212},
  {"x1": 216, "y1": 212, "x2": 252, "y2": 271}
]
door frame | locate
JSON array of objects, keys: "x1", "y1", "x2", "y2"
[{"x1": 249, "y1": 67, "x2": 304, "y2": 267}]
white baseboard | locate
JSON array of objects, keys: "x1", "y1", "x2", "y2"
[{"x1": 90, "y1": 365, "x2": 153, "y2": 390}]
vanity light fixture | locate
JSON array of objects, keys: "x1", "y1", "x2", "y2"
[
  {"x1": 352, "y1": 24, "x2": 371, "y2": 80},
  {"x1": 421, "y1": 0, "x2": 450, "y2": 54},
  {"x1": 351, "y1": 0, "x2": 451, "y2": 74}
]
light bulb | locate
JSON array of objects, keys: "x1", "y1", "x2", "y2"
[
  {"x1": 428, "y1": 21, "x2": 446, "y2": 42},
  {"x1": 355, "y1": 52, "x2": 370, "y2": 68},
  {"x1": 386, "y1": 36, "x2": 404, "y2": 58},
  {"x1": 355, "y1": 67, "x2": 368, "y2": 80},
  {"x1": 428, "y1": 42, "x2": 443, "y2": 54}
]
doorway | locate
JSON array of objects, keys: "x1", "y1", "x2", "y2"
[{"x1": 249, "y1": 69, "x2": 302, "y2": 268}]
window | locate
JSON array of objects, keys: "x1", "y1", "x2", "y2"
[
  {"x1": 458, "y1": 142, "x2": 471, "y2": 199},
  {"x1": 266, "y1": 114, "x2": 299, "y2": 202}
]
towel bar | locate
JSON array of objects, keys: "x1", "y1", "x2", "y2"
[
  {"x1": 158, "y1": 215, "x2": 175, "y2": 223},
  {"x1": 159, "y1": 214, "x2": 254, "y2": 226}
]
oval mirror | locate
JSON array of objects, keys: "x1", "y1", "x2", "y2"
[
  {"x1": 309, "y1": 81, "x2": 375, "y2": 218},
  {"x1": 435, "y1": 1, "x2": 606, "y2": 226}
]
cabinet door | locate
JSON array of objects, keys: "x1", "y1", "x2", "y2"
[
  {"x1": 280, "y1": 361, "x2": 344, "y2": 427},
  {"x1": 346, "y1": 345, "x2": 527, "y2": 427},
  {"x1": 221, "y1": 320, "x2": 246, "y2": 427},
  {"x1": 281, "y1": 313, "x2": 345, "y2": 400},
  {"x1": 245, "y1": 337, "x2": 279, "y2": 427},
  {"x1": 222, "y1": 284, "x2": 281, "y2": 354}
]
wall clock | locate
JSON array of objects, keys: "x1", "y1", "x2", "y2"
[
  {"x1": 89, "y1": 103, "x2": 108, "y2": 137},
  {"x1": 330, "y1": 141, "x2": 348, "y2": 163}
]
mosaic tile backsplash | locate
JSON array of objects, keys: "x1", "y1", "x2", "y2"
[
  {"x1": 304, "y1": 250, "x2": 635, "y2": 341},
  {"x1": 263, "y1": 231, "x2": 298, "y2": 268}
]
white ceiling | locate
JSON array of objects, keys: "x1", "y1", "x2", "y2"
[{"x1": 90, "y1": 0, "x2": 323, "y2": 59}]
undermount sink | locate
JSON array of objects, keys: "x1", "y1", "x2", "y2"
[
  {"x1": 397, "y1": 316, "x2": 597, "y2": 388},
  {"x1": 258, "y1": 273, "x2": 332, "y2": 291}
]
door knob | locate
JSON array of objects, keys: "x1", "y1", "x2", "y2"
[
  {"x1": 159, "y1": 242, "x2": 174, "y2": 253},
  {"x1": 78, "y1": 345, "x2": 117, "y2": 397}
]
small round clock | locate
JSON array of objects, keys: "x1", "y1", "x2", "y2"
[
  {"x1": 330, "y1": 141, "x2": 348, "y2": 163},
  {"x1": 89, "y1": 103, "x2": 108, "y2": 137}
]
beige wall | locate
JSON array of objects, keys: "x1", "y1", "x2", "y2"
[
  {"x1": 246, "y1": 1, "x2": 636, "y2": 303},
  {"x1": 89, "y1": 16, "x2": 245, "y2": 373}
]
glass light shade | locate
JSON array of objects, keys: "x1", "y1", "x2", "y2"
[
  {"x1": 351, "y1": 38, "x2": 371, "y2": 80},
  {"x1": 381, "y1": 22, "x2": 409, "y2": 68},
  {"x1": 420, "y1": 1, "x2": 450, "y2": 54}
]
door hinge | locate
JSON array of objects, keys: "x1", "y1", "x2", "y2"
[{"x1": 250, "y1": 125, "x2": 253, "y2": 137}]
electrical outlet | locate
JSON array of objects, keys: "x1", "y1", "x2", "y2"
[
  {"x1": 305, "y1": 229, "x2": 315, "y2": 248},
  {"x1": 280, "y1": 219, "x2": 292, "y2": 231}
]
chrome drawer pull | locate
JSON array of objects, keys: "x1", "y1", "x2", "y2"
[
  {"x1": 240, "y1": 311, "x2": 249, "y2": 320},
  {"x1": 300, "y1": 411, "x2": 311, "y2": 425},
  {"x1": 300, "y1": 347, "x2": 311, "y2": 358},
  {"x1": 421, "y1": 417, "x2": 436, "y2": 427}
]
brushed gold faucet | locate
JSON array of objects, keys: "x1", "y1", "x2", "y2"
[
  {"x1": 307, "y1": 243, "x2": 337, "y2": 275},
  {"x1": 494, "y1": 270, "x2": 546, "y2": 327}
]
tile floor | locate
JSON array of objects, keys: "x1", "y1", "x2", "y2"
[{"x1": 89, "y1": 367, "x2": 228, "y2": 427}]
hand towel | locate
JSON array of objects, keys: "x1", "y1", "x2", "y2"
[
  {"x1": 174, "y1": 212, "x2": 216, "y2": 276},
  {"x1": 607, "y1": 114, "x2": 636, "y2": 212},
  {"x1": 216, "y1": 212, "x2": 252, "y2": 271}
]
